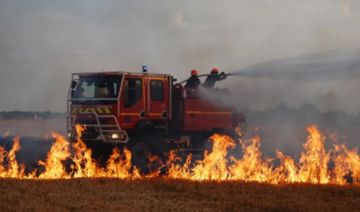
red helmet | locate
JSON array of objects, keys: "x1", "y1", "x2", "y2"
[
  {"x1": 211, "y1": 68, "x2": 218, "y2": 74},
  {"x1": 191, "y1": 69, "x2": 198, "y2": 76}
]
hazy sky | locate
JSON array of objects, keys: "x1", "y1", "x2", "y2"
[{"x1": 1, "y1": 0, "x2": 360, "y2": 113}]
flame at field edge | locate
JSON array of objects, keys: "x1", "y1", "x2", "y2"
[{"x1": 0, "y1": 124, "x2": 358, "y2": 186}]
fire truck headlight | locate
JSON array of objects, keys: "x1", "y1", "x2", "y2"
[{"x1": 111, "y1": 133, "x2": 119, "y2": 139}]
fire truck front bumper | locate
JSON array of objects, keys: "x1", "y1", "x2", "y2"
[{"x1": 67, "y1": 130, "x2": 129, "y2": 144}]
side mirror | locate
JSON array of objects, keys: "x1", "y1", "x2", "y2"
[
  {"x1": 71, "y1": 80, "x2": 77, "y2": 89},
  {"x1": 70, "y1": 90, "x2": 75, "y2": 98}
]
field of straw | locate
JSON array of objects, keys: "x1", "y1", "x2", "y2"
[
  {"x1": 1, "y1": 119, "x2": 360, "y2": 212},
  {"x1": 1, "y1": 178, "x2": 360, "y2": 212}
]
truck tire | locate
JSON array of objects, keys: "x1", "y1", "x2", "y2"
[
  {"x1": 81, "y1": 141, "x2": 113, "y2": 166},
  {"x1": 129, "y1": 141, "x2": 151, "y2": 172},
  {"x1": 129, "y1": 131, "x2": 168, "y2": 175}
]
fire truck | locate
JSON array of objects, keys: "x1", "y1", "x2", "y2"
[{"x1": 67, "y1": 66, "x2": 247, "y2": 170}]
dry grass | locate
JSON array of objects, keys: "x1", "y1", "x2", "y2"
[{"x1": 0, "y1": 178, "x2": 359, "y2": 212}]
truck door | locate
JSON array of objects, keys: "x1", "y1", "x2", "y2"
[
  {"x1": 119, "y1": 76, "x2": 144, "y2": 129},
  {"x1": 147, "y1": 77, "x2": 169, "y2": 119}
]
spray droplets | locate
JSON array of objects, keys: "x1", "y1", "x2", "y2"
[{"x1": 231, "y1": 50, "x2": 360, "y2": 81}]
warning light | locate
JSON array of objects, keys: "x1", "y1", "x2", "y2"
[{"x1": 142, "y1": 66, "x2": 147, "y2": 72}]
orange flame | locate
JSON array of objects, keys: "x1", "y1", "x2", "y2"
[
  {"x1": 37, "y1": 133, "x2": 71, "y2": 179},
  {"x1": 0, "y1": 124, "x2": 359, "y2": 185}
]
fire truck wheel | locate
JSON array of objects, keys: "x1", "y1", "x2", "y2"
[
  {"x1": 129, "y1": 132, "x2": 168, "y2": 173},
  {"x1": 130, "y1": 142, "x2": 151, "y2": 168},
  {"x1": 82, "y1": 141, "x2": 112, "y2": 164}
]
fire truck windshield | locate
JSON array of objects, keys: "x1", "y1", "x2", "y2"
[{"x1": 72, "y1": 76, "x2": 122, "y2": 104}]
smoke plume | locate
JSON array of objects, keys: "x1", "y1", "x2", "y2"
[{"x1": 1, "y1": 0, "x2": 360, "y2": 113}]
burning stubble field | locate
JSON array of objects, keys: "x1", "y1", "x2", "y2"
[{"x1": 1, "y1": 120, "x2": 360, "y2": 211}]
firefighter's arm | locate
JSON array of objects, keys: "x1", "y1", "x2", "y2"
[
  {"x1": 218, "y1": 72, "x2": 228, "y2": 81},
  {"x1": 180, "y1": 77, "x2": 191, "y2": 84}
]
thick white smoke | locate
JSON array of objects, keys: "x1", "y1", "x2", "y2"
[{"x1": 1, "y1": 0, "x2": 360, "y2": 113}]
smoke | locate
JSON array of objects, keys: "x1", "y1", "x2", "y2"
[
  {"x1": 197, "y1": 85, "x2": 235, "y2": 108},
  {"x1": 196, "y1": 49, "x2": 360, "y2": 114},
  {"x1": 230, "y1": 50, "x2": 360, "y2": 81},
  {"x1": 1, "y1": 0, "x2": 360, "y2": 113},
  {"x1": 195, "y1": 50, "x2": 360, "y2": 157}
]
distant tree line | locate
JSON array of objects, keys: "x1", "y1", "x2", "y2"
[
  {"x1": 0, "y1": 111, "x2": 66, "y2": 120},
  {"x1": 0, "y1": 103, "x2": 359, "y2": 126}
]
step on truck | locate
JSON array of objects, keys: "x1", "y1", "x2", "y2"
[{"x1": 67, "y1": 66, "x2": 247, "y2": 171}]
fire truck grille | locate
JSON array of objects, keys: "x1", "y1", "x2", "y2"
[
  {"x1": 72, "y1": 118, "x2": 108, "y2": 139},
  {"x1": 81, "y1": 132, "x2": 100, "y2": 139},
  {"x1": 74, "y1": 118, "x2": 108, "y2": 125}
]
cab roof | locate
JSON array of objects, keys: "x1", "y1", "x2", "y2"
[{"x1": 73, "y1": 71, "x2": 172, "y2": 78}]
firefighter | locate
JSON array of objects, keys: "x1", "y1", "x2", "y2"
[
  {"x1": 202, "y1": 68, "x2": 227, "y2": 88},
  {"x1": 184, "y1": 69, "x2": 201, "y2": 88},
  {"x1": 94, "y1": 81, "x2": 109, "y2": 98}
]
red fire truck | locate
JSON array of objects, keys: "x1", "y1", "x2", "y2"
[{"x1": 67, "y1": 66, "x2": 247, "y2": 169}]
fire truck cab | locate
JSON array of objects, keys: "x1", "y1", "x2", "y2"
[{"x1": 67, "y1": 66, "x2": 247, "y2": 169}]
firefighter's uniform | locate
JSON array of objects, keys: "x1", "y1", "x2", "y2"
[
  {"x1": 184, "y1": 70, "x2": 201, "y2": 88},
  {"x1": 95, "y1": 82, "x2": 109, "y2": 98},
  {"x1": 202, "y1": 68, "x2": 227, "y2": 88}
]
